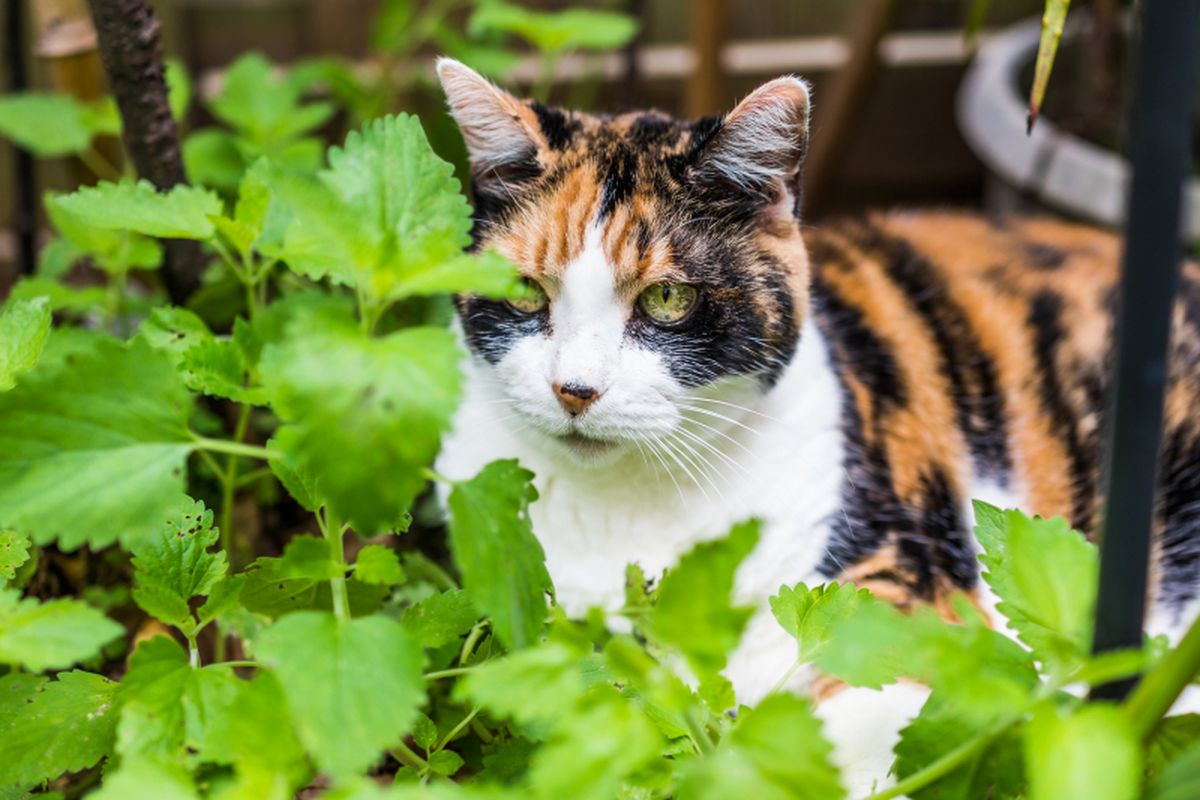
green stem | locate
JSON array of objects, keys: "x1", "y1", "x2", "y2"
[
  {"x1": 436, "y1": 707, "x2": 480, "y2": 751},
  {"x1": 185, "y1": 632, "x2": 200, "y2": 668},
  {"x1": 532, "y1": 51, "x2": 560, "y2": 103},
  {"x1": 322, "y1": 508, "x2": 351, "y2": 624},
  {"x1": 391, "y1": 740, "x2": 428, "y2": 773},
  {"x1": 421, "y1": 467, "x2": 457, "y2": 485},
  {"x1": 219, "y1": 403, "x2": 253, "y2": 559},
  {"x1": 235, "y1": 466, "x2": 273, "y2": 488},
  {"x1": 425, "y1": 666, "x2": 477, "y2": 681},
  {"x1": 459, "y1": 621, "x2": 487, "y2": 666},
  {"x1": 193, "y1": 437, "x2": 278, "y2": 461},
  {"x1": 862, "y1": 718, "x2": 1014, "y2": 800},
  {"x1": 78, "y1": 146, "x2": 121, "y2": 181},
  {"x1": 685, "y1": 708, "x2": 716, "y2": 756},
  {"x1": 768, "y1": 660, "x2": 804, "y2": 696},
  {"x1": 1125, "y1": 612, "x2": 1200, "y2": 739}
]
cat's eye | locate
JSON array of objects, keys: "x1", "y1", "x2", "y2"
[
  {"x1": 508, "y1": 278, "x2": 549, "y2": 314},
  {"x1": 638, "y1": 284, "x2": 699, "y2": 325}
]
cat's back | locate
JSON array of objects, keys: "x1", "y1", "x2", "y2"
[{"x1": 805, "y1": 210, "x2": 1200, "y2": 604}]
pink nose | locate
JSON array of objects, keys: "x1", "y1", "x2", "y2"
[{"x1": 553, "y1": 382, "x2": 601, "y2": 416}]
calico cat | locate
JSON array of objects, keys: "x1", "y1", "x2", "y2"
[{"x1": 432, "y1": 59, "x2": 1200, "y2": 790}]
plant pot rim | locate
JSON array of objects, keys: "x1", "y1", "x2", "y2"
[{"x1": 957, "y1": 16, "x2": 1200, "y2": 243}]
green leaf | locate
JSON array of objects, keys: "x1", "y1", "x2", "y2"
[
  {"x1": 277, "y1": 535, "x2": 343, "y2": 580},
  {"x1": 166, "y1": 58, "x2": 193, "y2": 122},
  {"x1": 0, "y1": 588, "x2": 123, "y2": 671},
  {"x1": 213, "y1": 158, "x2": 273, "y2": 256},
  {"x1": 46, "y1": 191, "x2": 164, "y2": 274},
  {"x1": 0, "y1": 297, "x2": 51, "y2": 391},
  {"x1": 256, "y1": 610, "x2": 426, "y2": 779},
  {"x1": 457, "y1": 641, "x2": 586, "y2": 732},
  {"x1": 412, "y1": 713, "x2": 439, "y2": 751},
  {"x1": 9, "y1": 276, "x2": 108, "y2": 314},
  {"x1": 0, "y1": 92, "x2": 93, "y2": 156},
  {"x1": 893, "y1": 692, "x2": 1026, "y2": 800},
  {"x1": 239, "y1": 556, "x2": 387, "y2": 618},
  {"x1": 1147, "y1": 714, "x2": 1200, "y2": 776},
  {"x1": 447, "y1": 460, "x2": 551, "y2": 650},
  {"x1": 1147, "y1": 738, "x2": 1200, "y2": 800},
  {"x1": 651, "y1": 520, "x2": 759, "y2": 684},
  {"x1": 0, "y1": 531, "x2": 31, "y2": 582},
  {"x1": 130, "y1": 498, "x2": 228, "y2": 631},
  {"x1": 769, "y1": 581, "x2": 869, "y2": 663},
  {"x1": 88, "y1": 761, "x2": 198, "y2": 800},
  {"x1": 1025, "y1": 704, "x2": 1140, "y2": 800},
  {"x1": 678, "y1": 694, "x2": 844, "y2": 800},
  {"x1": 0, "y1": 337, "x2": 194, "y2": 549},
  {"x1": 54, "y1": 180, "x2": 223, "y2": 240},
  {"x1": 272, "y1": 114, "x2": 515, "y2": 308},
  {"x1": 140, "y1": 307, "x2": 266, "y2": 404},
  {"x1": 429, "y1": 749, "x2": 465, "y2": 777},
  {"x1": 469, "y1": 3, "x2": 638, "y2": 53},
  {"x1": 354, "y1": 544, "x2": 405, "y2": 586},
  {"x1": 117, "y1": 636, "x2": 242, "y2": 764},
  {"x1": 974, "y1": 502, "x2": 1097, "y2": 669},
  {"x1": 209, "y1": 53, "x2": 334, "y2": 145},
  {"x1": 262, "y1": 311, "x2": 461, "y2": 535},
  {"x1": 401, "y1": 589, "x2": 479, "y2": 649},
  {"x1": 1028, "y1": 0, "x2": 1071, "y2": 132},
  {"x1": 183, "y1": 128, "x2": 246, "y2": 192},
  {"x1": 207, "y1": 672, "x2": 309, "y2": 794},
  {"x1": 0, "y1": 671, "x2": 118, "y2": 791}
]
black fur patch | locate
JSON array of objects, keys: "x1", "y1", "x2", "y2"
[
  {"x1": 457, "y1": 297, "x2": 548, "y2": 365},
  {"x1": 530, "y1": 102, "x2": 578, "y2": 150},
  {"x1": 598, "y1": 144, "x2": 638, "y2": 219}
]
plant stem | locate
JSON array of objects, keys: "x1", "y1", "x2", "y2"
[
  {"x1": 421, "y1": 467, "x2": 457, "y2": 485},
  {"x1": 185, "y1": 632, "x2": 200, "y2": 668},
  {"x1": 532, "y1": 51, "x2": 559, "y2": 103},
  {"x1": 391, "y1": 740, "x2": 428, "y2": 772},
  {"x1": 768, "y1": 660, "x2": 804, "y2": 696},
  {"x1": 437, "y1": 707, "x2": 480, "y2": 751},
  {"x1": 685, "y1": 708, "x2": 716, "y2": 756},
  {"x1": 193, "y1": 437, "x2": 278, "y2": 461},
  {"x1": 862, "y1": 718, "x2": 1014, "y2": 800},
  {"x1": 425, "y1": 666, "x2": 477, "y2": 681},
  {"x1": 235, "y1": 466, "x2": 273, "y2": 488},
  {"x1": 1125, "y1": 612, "x2": 1200, "y2": 739},
  {"x1": 322, "y1": 508, "x2": 351, "y2": 624},
  {"x1": 78, "y1": 145, "x2": 122, "y2": 181},
  {"x1": 219, "y1": 403, "x2": 253, "y2": 559},
  {"x1": 459, "y1": 621, "x2": 487, "y2": 666}
]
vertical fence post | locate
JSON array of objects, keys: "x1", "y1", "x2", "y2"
[
  {"x1": 5, "y1": 0, "x2": 37, "y2": 277},
  {"x1": 1090, "y1": 0, "x2": 1200, "y2": 699}
]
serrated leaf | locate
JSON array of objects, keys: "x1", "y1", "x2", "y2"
[
  {"x1": 210, "y1": 53, "x2": 334, "y2": 145},
  {"x1": 770, "y1": 581, "x2": 869, "y2": 663},
  {"x1": 412, "y1": 713, "x2": 439, "y2": 751},
  {"x1": 273, "y1": 114, "x2": 515, "y2": 307},
  {"x1": 0, "y1": 671, "x2": 118, "y2": 791},
  {"x1": 457, "y1": 641, "x2": 586, "y2": 732},
  {"x1": 117, "y1": 636, "x2": 242, "y2": 764},
  {"x1": 401, "y1": 589, "x2": 479, "y2": 649},
  {"x1": 651, "y1": 520, "x2": 759, "y2": 687},
  {"x1": 0, "y1": 337, "x2": 194, "y2": 549},
  {"x1": 448, "y1": 460, "x2": 551, "y2": 650},
  {"x1": 0, "y1": 92, "x2": 93, "y2": 156},
  {"x1": 893, "y1": 692, "x2": 1026, "y2": 800},
  {"x1": 54, "y1": 180, "x2": 223, "y2": 240},
  {"x1": 0, "y1": 588, "x2": 124, "y2": 671},
  {"x1": 974, "y1": 502, "x2": 1097, "y2": 669},
  {"x1": 46, "y1": 191, "x2": 164, "y2": 274},
  {"x1": 262, "y1": 310, "x2": 461, "y2": 535},
  {"x1": 0, "y1": 297, "x2": 51, "y2": 391},
  {"x1": 256, "y1": 610, "x2": 426, "y2": 778},
  {"x1": 130, "y1": 498, "x2": 227, "y2": 631},
  {"x1": 354, "y1": 545, "x2": 405, "y2": 585},
  {"x1": 277, "y1": 535, "x2": 343, "y2": 580},
  {"x1": 0, "y1": 531, "x2": 31, "y2": 581},
  {"x1": 1025, "y1": 704, "x2": 1140, "y2": 800},
  {"x1": 238, "y1": 556, "x2": 387, "y2": 618},
  {"x1": 678, "y1": 694, "x2": 844, "y2": 800}
]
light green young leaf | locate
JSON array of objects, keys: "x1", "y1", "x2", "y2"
[
  {"x1": 401, "y1": 589, "x2": 479, "y2": 649},
  {"x1": 974, "y1": 501, "x2": 1097, "y2": 669},
  {"x1": 273, "y1": 114, "x2": 516, "y2": 307},
  {"x1": 678, "y1": 694, "x2": 844, "y2": 800},
  {"x1": 769, "y1": 581, "x2": 869, "y2": 663},
  {"x1": 0, "y1": 92, "x2": 93, "y2": 156},
  {"x1": 651, "y1": 520, "x2": 759, "y2": 684},
  {"x1": 262, "y1": 311, "x2": 461, "y2": 535},
  {"x1": 210, "y1": 53, "x2": 335, "y2": 145},
  {"x1": 206, "y1": 672, "x2": 309, "y2": 795},
  {"x1": 37, "y1": 235, "x2": 84, "y2": 278},
  {"x1": 0, "y1": 671, "x2": 118, "y2": 791},
  {"x1": 457, "y1": 641, "x2": 587, "y2": 732},
  {"x1": 1025, "y1": 704, "x2": 1140, "y2": 800},
  {"x1": 183, "y1": 128, "x2": 246, "y2": 192},
  {"x1": 54, "y1": 180, "x2": 223, "y2": 240},
  {"x1": 0, "y1": 530, "x2": 31, "y2": 581},
  {"x1": 412, "y1": 713, "x2": 439, "y2": 751},
  {"x1": 354, "y1": 545, "x2": 405, "y2": 586},
  {"x1": 166, "y1": 58, "x2": 193, "y2": 122},
  {"x1": 469, "y1": 3, "x2": 638, "y2": 53},
  {"x1": 0, "y1": 297, "x2": 51, "y2": 391},
  {"x1": 0, "y1": 588, "x2": 123, "y2": 671},
  {"x1": 8, "y1": 276, "x2": 109, "y2": 315},
  {"x1": 448, "y1": 460, "x2": 551, "y2": 650},
  {"x1": 256, "y1": 610, "x2": 426, "y2": 779},
  {"x1": 277, "y1": 535, "x2": 343, "y2": 580},
  {"x1": 893, "y1": 692, "x2": 1026, "y2": 800},
  {"x1": 130, "y1": 498, "x2": 228, "y2": 631},
  {"x1": 0, "y1": 337, "x2": 194, "y2": 549},
  {"x1": 117, "y1": 635, "x2": 242, "y2": 764},
  {"x1": 212, "y1": 158, "x2": 274, "y2": 256},
  {"x1": 46, "y1": 191, "x2": 164, "y2": 274},
  {"x1": 140, "y1": 307, "x2": 265, "y2": 404},
  {"x1": 88, "y1": 760, "x2": 199, "y2": 800}
]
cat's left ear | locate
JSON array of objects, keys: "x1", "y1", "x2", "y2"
[{"x1": 696, "y1": 76, "x2": 811, "y2": 205}]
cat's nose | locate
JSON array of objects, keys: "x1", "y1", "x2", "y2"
[{"x1": 553, "y1": 382, "x2": 601, "y2": 416}]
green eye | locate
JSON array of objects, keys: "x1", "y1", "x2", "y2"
[
  {"x1": 639, "y1": 284, "x2": 699, "y2": 325},
  {"x1": 508, "y1": 278, "x2": 548, "y2": 314}
]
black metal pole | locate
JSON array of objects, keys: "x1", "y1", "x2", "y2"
[
  {"x1": 1091, "y1": 0, "x2": 1200, "y2": 700},
  {"x1": 6, "y1": 0, "x2": 38, "y2": 276}
]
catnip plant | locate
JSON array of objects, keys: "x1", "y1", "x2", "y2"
[{"x1": 0, "y1": 108, "x2": 1198, "y2": 800}]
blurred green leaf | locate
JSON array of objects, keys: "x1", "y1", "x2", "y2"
[
  {"x1": 0, "y1": 297, "x2": 51, "y2": 391},
  {"x1": 470, "y1": 3, "x2": 637, "y2": 53},
  {"x1": 0, "y1": 92, "x2": 93, "y2": 156},
  {"x1": 1025, "y1": 704, "x2": 1139, "y2": 800},
  {"x1": 54, "y1": 180, "x2": 223, "y2": 241},
  {"x1": 0, "y1": 588, "x2": 123, "y2": 671},
  {"x1": 1028, "y1": 0, "x2": 1071, "y2": 132}
]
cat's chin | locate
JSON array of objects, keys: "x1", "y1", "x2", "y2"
[{"x1": 549, "y1": 431, "x2": 626, "y2": 466}]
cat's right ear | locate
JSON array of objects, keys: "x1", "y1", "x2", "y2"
[{"x1": 436, "y1": 58, "x2": 547, "y2": 185}]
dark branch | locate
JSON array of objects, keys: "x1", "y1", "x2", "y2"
[{"x1": 86, "y1": 0, "x2": 205, "y2": 303}]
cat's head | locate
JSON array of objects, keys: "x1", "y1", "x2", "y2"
[{"x1": 438, "y1": 59, "x2": 812, "y2": 465}]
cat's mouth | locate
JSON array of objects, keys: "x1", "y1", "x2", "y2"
[{"x1": 557, "y1": 430, "x2": 620, "y2": 457}]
